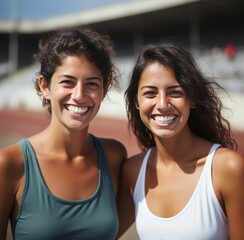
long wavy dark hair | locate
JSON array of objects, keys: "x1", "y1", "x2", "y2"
[
  {"x1": 34, "y1": 27, "x2": 118, "y2": 113},
  {"x1": 125, "y1": 42, "x2": 237, "y2": 151}
]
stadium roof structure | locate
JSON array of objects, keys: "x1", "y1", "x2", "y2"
[
  {"x1": 1, "y1": 0, "x2": 244, "y2": 75},
  {"x1": 0, "y1": 0, "x2": 205, "y2": 33},
  {"x1": 1, "y1": 0, "x2": 244, "y2": 35}
]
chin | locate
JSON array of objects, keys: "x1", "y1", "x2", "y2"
[{"x1": 66, "y1": 122, "x2": 89, "y2": 131}]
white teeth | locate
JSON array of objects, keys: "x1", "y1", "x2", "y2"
[
  {"x1": 154, "y1": 115, "x2": 176, "y2": 124},
  {"x1": 66, "y1": 105, "x2": 88, "y2": 115}
]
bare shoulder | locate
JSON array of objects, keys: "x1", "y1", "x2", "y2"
[
  {"x1": 124, "y1": 151, "x2": 146, "y2": 171},
  {"x1": 122, "y1": 151, "x2": 148, "y2": 190},
  {"x1": 213, "y1": 147, "x2": 244, "y2": 196},
  {"x1": 0, "y1": 143, "x2": 24, "y2": 174},
  {"x1": 98, "y1": 137, "x2": 127, "y2": 175},
  {"x1": 214, "y1": 147, "x2": 244, "y2": 175},
  {"x1": 0, "y1": 143, "x2": 24, "y2": 184},
  {"x1": 98, "y1": 137, "x2": 127, "y2": 162}
]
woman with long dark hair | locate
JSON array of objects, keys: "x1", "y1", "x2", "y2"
[{"x1": 117, "y1": 42, "x2": 244, "y2": 239}]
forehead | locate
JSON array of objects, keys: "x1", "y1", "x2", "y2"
[
  {"x1": 60, "y1": 55, "x2": 94, "y2": 68},
  {"x1": 139, "y1": 62, "x2": 178, "y2": 87},
  {"x1": 55, "y1": 55, "x2": 102, "y2": 76}
]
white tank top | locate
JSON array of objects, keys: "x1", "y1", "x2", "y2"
[{"x1": 134, "y1": 144, "x2": 229, "y2": 240}]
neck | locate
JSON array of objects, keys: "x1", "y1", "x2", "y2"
[
  {"x1": 154, "y1": 129, "x2": 199, "y2": 164},
  {"x1": 38, "y1": 123, "x2": 92, "y2": 159}
]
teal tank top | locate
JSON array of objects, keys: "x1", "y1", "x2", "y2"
[{"x1": 10, "y1": 136, "x2": 118, "y2": 240}]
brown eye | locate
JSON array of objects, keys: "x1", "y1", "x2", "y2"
[
  {"x1": 60, "y1": 80, "x2": 74, "y2": 86},
  {"x1": 169, "y1": 91, "x2": 183, "y2": 97},
  {"x1": 143, "y1": 91, "x2": 156, "y2": 98},
  {"x1": 86, "y1": 80, "x2": 101, "y2": 90}
]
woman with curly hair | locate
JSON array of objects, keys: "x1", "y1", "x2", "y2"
[{"x1": 0, "y1": 27, "x2": 126, "y2": 240}]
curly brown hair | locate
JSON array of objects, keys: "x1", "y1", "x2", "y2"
[{"x1": 34, "y1": 27, "x2": 118, "y2": 113}]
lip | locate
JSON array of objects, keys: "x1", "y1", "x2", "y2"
[
  {"x1": 152, "y1": 114, "x2": 177, "y2": 126},
  {"x1": 65, "y1": 104, "x2": 90, "y2": 115}
]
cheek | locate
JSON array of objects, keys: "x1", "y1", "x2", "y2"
[
  {"x1": 179, "y1": 103, "x2": 192, "y2": 123},
  {"x1": 137, "y1": 97, "x2": 156, "y2": 120},
  {"x1": 138, "y1": 105, "x2": 152, "y2": 129},
  {"x1": 50, "y1": 89, "x2": 70, "y2": 105},
  {"x1": 138, "y1": 96, "x2": 153, "y2": 109},
  {"x1": 91, "y1": 90, "x2": 104, "y2": 102}
]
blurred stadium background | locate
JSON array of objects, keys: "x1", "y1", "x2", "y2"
[{"x1": 0, "y1": 0, "x2": 244, "y2": 239}]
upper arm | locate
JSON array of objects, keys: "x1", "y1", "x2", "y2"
[
  {"x1": 0, "y1": 145, "x2": 23, "y2": 239},
  {"x1": 0, "y1": 149, "x2": 16, "y2": 238},
  {"x1": 216, "y1": 149, "x2": 244, "y2": 239}
]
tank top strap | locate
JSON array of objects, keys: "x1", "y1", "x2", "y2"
[
  {"x1": 18, "y1": 138, "x2": 41, "y2": 218},
  {"x1": 201, "y1": 143, "x2": 222, "y2": 192},
  {"x1": 19, "y1": 138, "x2": 42, "y2": 181},
  {"x1": 134, "y1": 148, "x2": 152, "y2": 203},
  {"x1": 90, "y1": 134, "x2": 115, "y2": 193},
  {"x1": 204, "y1": 143, "x2": 221, "y2": 170},
  {"x1": 19, "y1": 138, "x2": 31, "y2": 178},
  {"x1": 183, "y1": 143, "x2": 222, "y2": 202}
]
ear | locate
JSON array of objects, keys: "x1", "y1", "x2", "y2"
[
  {"x1": 102, "y1": 83, "x2": 109, "y2": 100},
  {"x1": 102, "y1": 89, "x2": 107, "y2": 100},
  {"x1": 190, "y1": 100, "x2": 196, "y2": 109},
  {"x1": 135, "y1": 100, "x2": 139, "y2": 110},
  {"x1": 38, "y1": 75, "x2": 50, "y2": 100}
]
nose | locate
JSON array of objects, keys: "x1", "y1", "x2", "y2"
[
  {"x1": 71, "y1": 83, "x2": 85, "y2": 102},
  {"x1": 156, "y1": 93, "x2": 170, "y2": 110}
]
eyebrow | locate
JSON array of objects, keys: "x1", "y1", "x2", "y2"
[
  {"x1": 86, "y1": 76, "x2": 102, "y2": 81},
  {"x1": 57, "y1": 74, "x2": 76, "y2": 80},
  {"x1": 57, "y1": 74, "x2": 102, "y2": 81},
  {"x1": 140, "y1": 84, "x2": 181, "y2": 90}
]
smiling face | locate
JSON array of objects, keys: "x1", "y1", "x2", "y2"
[
  {"x1": 39, "y1": 55, "x2": 104, "y2": 132},
  {"x1": 137, "y1": 62, "x2": 193, "y2": 140}
]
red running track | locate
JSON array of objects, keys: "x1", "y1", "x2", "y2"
[
  {"x1": 0, "y1": 109, "x2": 243, "y2": 156},
  {"x1": 0, "y1": 109, "x2": 140, "y2": 157}
]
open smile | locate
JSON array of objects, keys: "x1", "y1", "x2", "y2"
[
  {"x1": 65, "y1": 105, "x2": 89, "y2": 115},
  {"x1": 152, "y1": 115, "x2": 177, "y2": 125}
]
